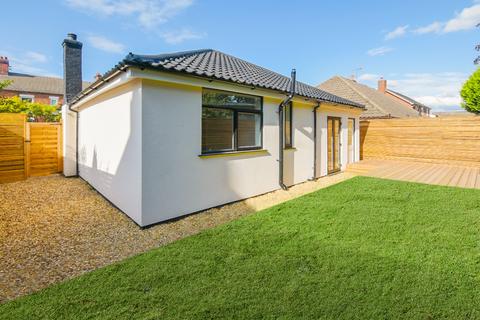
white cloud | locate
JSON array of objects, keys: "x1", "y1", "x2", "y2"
[
  {"x1": 87, "y1": 35, "x2": 125, "y2": 54},
  {"x1": 385, "y1": 25, "x2": 408, "y2": 40},
  {"x1": 413, "y1": 22, "x2": 443, "y2": 34},
  {"x1": 358, "y1": 72, "x2": 468, "y2": 111},
  {"x1": 25, "y1": 51, "x2": 48, "y2": 63},
  {"x1": 160, "y1": 29, "x2": 205, "y2": 44},
  {"x1": 444, "y1": 4, "x2": 480, "y2": 32},
  {"x1": 65, "y1": 0, "x2": 193, "y2": 29},
  {"x1": 413, "y1": 4, "x2": 480, "y2": 35},
  {"x1": 358, "y1": 73, "x2": 381, "y2": 81},
  {"x1": 0, "y1": 49, "x2": 57, "y2": 77},
  {"x1": 367, "y1": 47, "x2": 394, "y2": 57}
]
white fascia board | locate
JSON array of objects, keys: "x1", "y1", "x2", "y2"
[
  {"x1": 129, "y1": 68, "x2": 319, "y2": 106},
  {"x1": 70, "y1": 69, "x2": 134, "y2": 111}
]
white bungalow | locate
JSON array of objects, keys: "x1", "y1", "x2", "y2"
[{"x1": 62, "y1": 37, "x2": 363, "y2": 227}]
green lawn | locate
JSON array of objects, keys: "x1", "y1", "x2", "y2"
[{"x1": 2, "y1": 177, "x2": 480, "y2": 319}]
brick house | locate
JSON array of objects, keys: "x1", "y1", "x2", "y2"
[
  {"x1": 377, "y1": 78, "x2": 432, "y2": 117},
  {"x1": 318, "y1": 76, "x2": 419, "y2": 119},
  {"x1": 0, "y1": 55, "x2": 89, "y2": 106}
]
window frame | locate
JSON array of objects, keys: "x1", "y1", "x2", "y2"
[
  {"x1": 19, "y1": 94, "x2": 34, "y2": 103},
  {"x1": 49, "y1": 96, "x2": 59, "y2": 106},
  {"x1": 284, "y1": 101, "x2": 293, "y2": 148},
  {"x1": 201, "y1": 88, "x2": 263, "y2": 155}
]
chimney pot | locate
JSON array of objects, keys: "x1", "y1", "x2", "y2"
[
  {"x1": 378, "y1": 78, "x2": 387, "y2": 93},
  {"x1": 68, "y1": 33, "x2": 77, "y2": 41},
  {"x1": 0, "y1": 56, "x2": 9, "y2": 75}
]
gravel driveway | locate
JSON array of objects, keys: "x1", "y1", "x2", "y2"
[{"x1": 0, "y1": 173, "x2": 353, "y2": 303}]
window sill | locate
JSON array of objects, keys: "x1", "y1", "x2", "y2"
[
  {"x1": 284, "y1": 147, "x2": 297, "y2": 151},
  {"x1": 199, "y1": 149, "x2": 268, "y2": 159}
]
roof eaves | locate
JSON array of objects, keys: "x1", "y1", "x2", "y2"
[{"x1": 71, "y1": 51, "x2": 365, "y2": 109}]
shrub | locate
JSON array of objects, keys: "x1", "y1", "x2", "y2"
[
  {"x1": 0, "y1": 96, "x2": 61, "y2": 122},
  {"x1": 460, "y1": 68, "x2": 480, "y2": 114}
]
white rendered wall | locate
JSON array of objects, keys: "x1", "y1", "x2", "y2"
[
  {"x1": 283, "y1": 103, "x2": 315, "y2": 186},
  {"x1": 141, "y1": 81, "x2": 281, "y2": 226},
  {"x1": 141, "y1": 79, "x2": 360, "y2": 225},
  {"x1": 77, "y1": 81, "x2": 143, "y2": 225},
  {"x1": 316, "y1": 107, "x2": 360, "y2": 177},
  {"x1": 62, "y1": 104, "x2": 77, "y2": 177}
]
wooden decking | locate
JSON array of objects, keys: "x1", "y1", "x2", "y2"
[{"x1": 347, "y1": 159, "x2": 480, "y2": 189}]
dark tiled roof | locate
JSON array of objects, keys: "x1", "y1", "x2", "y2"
[
  {"x1": 0, "y1": 73, "x2": 90, "y2": 95},
  {"x1": 387, "y1": 89, "x2": 430, "y2": 109},
  {"x1": 318, "y1": 76, "x2": 419, "y2": 119},
  {"x1": 72, "y1": 49, "x2": 364, "y2": 108}
]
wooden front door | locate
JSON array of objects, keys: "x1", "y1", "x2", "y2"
[{"x1": 327, "y1": 117, "x2": 341, "y2": 174}]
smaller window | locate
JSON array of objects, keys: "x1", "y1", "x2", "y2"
[
  {"x1": 284, "y1": 102, "x2": 293, "y2": 148},
  {"x1": 49, "y1": 96, "x2": 59, "y2": 106},
  {"x1": 19, "y1": 94, "x2": 34, "y2": 103}
]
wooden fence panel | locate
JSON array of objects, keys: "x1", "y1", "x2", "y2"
[
  {"x1": 0, "y1": 114, "x2": 26, "y2": 183},
  {"x1": 28, "y1": 123, "x2": 63, "y2": 176},
  {"x1": 0, "y1": 113, "x2": 62, "y2": 183},
  {"x1": 360, "y1": 117, "x2": 480, "y2": 166}
]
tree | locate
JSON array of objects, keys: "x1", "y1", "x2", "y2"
[
  {"x1": 460, "y1": 68, "x2": 480, "y2": 114},
  {"x1": 475, "y1": 23, "x2": 480, "y2": 65},
  {"x1": 0, "y1": 79, "x2": 12, "y2": 91}
]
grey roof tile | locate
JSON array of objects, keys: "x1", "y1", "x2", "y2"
[{"x1": 72, "y1": 49, "x2": 364, "y2": 108}]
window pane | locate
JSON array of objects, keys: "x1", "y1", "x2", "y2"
[
  {"x1": 238, "y1": 112, "x2": 261, "y2": 149},
  {"x1": 202, "y1": 107, "x2": 234, "y2": 153},
  {"x1": 284, "y1": 103, "x2": 292, "y2": 147},
  {"x1": 203, "y1": 89, "x2": 261, "y2": 111}
]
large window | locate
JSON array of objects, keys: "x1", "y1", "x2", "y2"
[
  {"x1": 284, "y1": 102, "x2": 292, "y2": 148},
  {"x1": 202, "y1": 89, "x2": 262, "y2": 154}
]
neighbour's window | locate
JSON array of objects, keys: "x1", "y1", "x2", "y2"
[
  {"x1": 284, "y1": 102, "x2": 292, "y2": 148},
  {"x1": 202, "y1": 89, "x2": 262, "y2": 154},
  {"x1": 19, "y1": 94, "x2": 34, "y2": 103},
  {"x1": 49, "y1": 96, "x2": 59, "y2": 106}
]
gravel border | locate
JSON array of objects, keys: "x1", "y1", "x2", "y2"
[{"x1": 0, "y1": 172, "x2": 354, "y2": 303}]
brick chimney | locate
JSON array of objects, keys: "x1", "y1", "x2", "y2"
[
  {"x1": 62, "y1": 33, "x2": 83, "y2": 103},
  {"x1": 0, "y1": 56, "x2": 9, "y2": 75},
  {"x1": 378, "y1": 78, "x2": 387, "y2": 93}
]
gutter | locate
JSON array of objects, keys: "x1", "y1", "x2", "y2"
[
  {"x1": 69, "y1": 65, "x2": 129, "y2": 109},
  {"x1": 312, "y1": 102, "x2": 321, "y2": 179},
  {"x1": 278, "y1": 69, "x2": 296, "y2": 190}
]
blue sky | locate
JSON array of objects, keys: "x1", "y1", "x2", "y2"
[{"x1": 1, "y1": 0, "x2": 479, "y2": 111}]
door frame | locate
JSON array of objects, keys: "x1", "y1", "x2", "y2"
[{"x1": 327, "y1": 116, "x2": 342, "y2": 174}]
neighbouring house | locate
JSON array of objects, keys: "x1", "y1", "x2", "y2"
[
  {"x1": 318, "y1": 76, "x2": 419, "y2": 119},
  {"x1": 377, "y1": 78, "x2": 432, "y2": 117},
  {"x1": 61, "y1": 34, "x2": 364, "y2": 227},
  {"x1": 0, "y1": 55, "x2": 89, "y2": 106}
]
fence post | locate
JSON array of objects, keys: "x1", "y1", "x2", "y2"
[
  {"x1": 24, "y1": 121, "x2": 31, "y2": 178},
  {"x1": 57, "y1": 123, "x2": 63, "y2": 173}
]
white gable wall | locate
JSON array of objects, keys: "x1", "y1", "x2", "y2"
[{"x1": 76, "y1": 80, "x2": 143, "y2": 225}]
